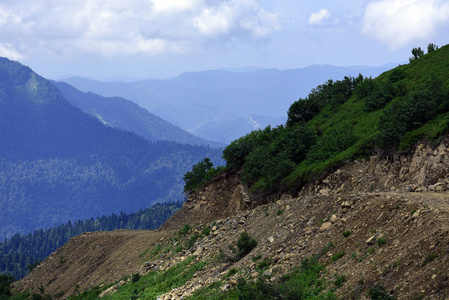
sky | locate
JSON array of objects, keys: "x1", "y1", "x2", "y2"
[{"x1": 0, "y1": 0, "x2": 448, "y2": 80}]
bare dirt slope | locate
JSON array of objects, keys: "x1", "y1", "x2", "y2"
[
  {"x1": 14, "y1": 230, "x2": 173, "y2": 298},
  {"x1": 14, "y1": 139, "x2": 449, "y2": 299}
]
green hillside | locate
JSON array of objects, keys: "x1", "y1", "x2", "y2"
[{"x1": 217, "y1": 44, "x2": 449, "y2": 195}]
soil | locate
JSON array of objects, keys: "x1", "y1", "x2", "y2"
[{"x1": 13, "y1": 139, "x2": 449, "y2": 299}]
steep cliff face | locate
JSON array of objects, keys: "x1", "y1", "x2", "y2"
[
  {"x1": 302, "y1": 137, "x2": 449, "y2": 197},
  {"x1": 14, "y1": 137, "x2": 449, "y2": 299},
  {"x1": 161, "y1": 170, "x2": 255, "y2": 231}
]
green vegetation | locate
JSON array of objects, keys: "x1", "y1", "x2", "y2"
[
  {"x1": 0, "y1": 57, "x2": 224, "y2": 241},
  {"x1": 0, "y1": 202, "x2": 182, "y2": 280},
  {"x1": 185, "y1": 43, "x2": 449, "y2": 196},
  {"x1": 333, "y1": 273, "x2": 346, "y2": 288},
  {"x1": 331, "y1": 252, "x2": 345, "y2": 262},
  {"x1": 377, "y1": 236, "x2": 386, "y2": 247},
  {"x1": 367, "y1": 285, "x2": 396, "y2": 300},
  {"x1": 183, "y1": 158, "x2": 224, "y2": 192},
  {"x1": 187, "y1": 256, "x2": 337, "y2": 300},
  {"x1": 342, "y1": 230, "x2": 352, "y2": 238},
  {"x1": 236, "y1": 232, "x2": 258, "y2": 260},
  {"x1": 422, "y1": 253, "x2": 437, "y2": 267},
  {"x1": 66, "y1": 256, "x2": 206, "y2": 300}
]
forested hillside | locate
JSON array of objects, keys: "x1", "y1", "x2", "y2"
[
  {"x1": 0, "y1": 202, "x2": 182, "y2": 280},
  {"x1": 204, "y1": 44, "x2": 449, "y2": 196},
  {"x1": 0, "y1": 57, "x2": 223, "y2": 239},
  {"x1": 53, "y1": 81, "x2": 222, "y2": 148}
]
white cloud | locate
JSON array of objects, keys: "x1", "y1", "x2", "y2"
[
  {"x1": 362, "y1": 0, "x2": 449, "y2": 49},
  {"x1": 309, "y1": 9, "x2": 332, "y2": 26},
  {"x1": 0, "y1": 0, "x2": 280, "y2": 59},
  {"x1": 0, "y1": 42, "x2": 24, "y2": 60}
]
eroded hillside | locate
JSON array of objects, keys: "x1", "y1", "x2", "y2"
[{"x1": 13, "y1": 137, "x2": 449, "y2": 299}]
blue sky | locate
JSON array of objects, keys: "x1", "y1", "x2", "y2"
[{"x1": 1, "y1": 0, "x2": 448, "y2": 80}]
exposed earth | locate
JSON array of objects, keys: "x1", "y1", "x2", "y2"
[{"x1": 13, "y1": 139, "x2": 449, "y2": 299}]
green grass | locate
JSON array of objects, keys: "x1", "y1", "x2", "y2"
[
  {"x1": 68, "y1": 256, "x2": 206, "y2": 300},
  {"x1": 186, "y1": 256, "x2": 338, "y2": 300}
]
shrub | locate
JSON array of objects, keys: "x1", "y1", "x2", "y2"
[
  {"x1": 179, "y1": 224, "x2": 192, "y2": 236},
  {"x1": 183, "y1": 158, "x2": 222, "y2": 192},
  {"x1": 334, "y1": 273, "x2": 346, "y2": 288},
  {"x1": 367, "y1": 285, "x2": 396, "y2": 300},
  {"x1": 202, "y1": 226, "x2": 211, "y2": 236},
  {"x1": 331, "y1": 251, "x2": 346, "y2": 262},
  {"x1": 236, "y1": 232, "x2": 257, "y2": 260},
  {"x1": 342, "y1": 230, "x2": 351, "y2": 237},
  {"x1": 377, "y1": 236, "x2": 386, "y2": 247},
  {"x1": 422, "y1": 253, "x2": 437, "y2": 266},
  {"x1": 186, "y1": 235, "x2": 199, "y2": 249},
  {"x1": 132, "y1": 273, "x2": 141, "y2": 283}
]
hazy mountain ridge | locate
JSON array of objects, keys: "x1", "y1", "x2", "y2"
[
  {"x1": 53, "y1": 81, "x2": 223, "y2": 147},
  {"x1": 63, "y1": 64, "x2": 394, "y2": 143},
  {"x1": 0, "y1": 57, "x2": 223, "y2": 239}
]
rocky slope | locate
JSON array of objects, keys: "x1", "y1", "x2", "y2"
[{"x1": 13, "y1": 137, "x2": 449, "y2": 299}]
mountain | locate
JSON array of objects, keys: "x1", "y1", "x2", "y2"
[
  {"x1": 10, "y1": 45, "x2": 449, "y2": 299},
  {"x1": 53, "y1": 81, "x2": 223, "y2": 147},
  {"x1": 0, "y1": 57, "x2": 223, "y2": 239},
  {"x1": 63, "y1": 64, "x2": 395, "y2": 143}
]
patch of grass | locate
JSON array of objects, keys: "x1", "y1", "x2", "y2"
[
  {"x1": 138, "y1": 249, "x2": 150, "y2": 260},
  {"x1": 202, "y1": 226, "x2": 211, "y2": 236},
  {"x1": 149, "y1": 243, "x2": 162, "y2": 257},
  {"x1": 377, "y1": 236, "x2": 386, "y2": 247},
  {"x1": 422, "y1": 253, "x2": 437, "y2": 266},
  {"x1": 236, "y1": 231, "x2": 257, "y2": 260},
  {"x1": 252, "y1": 254, "x2": 262, "y2": 262},
  {"x1": 186, "y1": 234, "x2": 199, "y2": 249},
  {"x1": 277, "y1": 209, "x2": 283, "y2": 216},
  {"x1": 365, "y1": 247, "x2": 375, "y2": 256},
  {"x1": 179, "y1": 224, "x2": 192, "y2": 236},
  {"x1": 334, "y1": 273, "x2": 347, "y2": 288},
  {"x1": 367, "y1": 285, "x2": 396, "y2": 300},
  {"x1": 226, "y1": 268, "x2": 238, "y2": 278},
  {"x1": 187, "y1": 256, "x2": 338, "y2": 300},
  {"x1": 410, "y1": 209, "x2": 417, "y2": 214},
  {"x1": 331, "y1": 251, "x2": 346, "y2": 262},
  {"x1": 315, "y1": 241, "x2": 335, "y2": 260},
  {"x1": 342, "y1": 230, "x2": 352, "y2": 237},
  {"x1": 174, "y1": 244, "x2": 183, "y2": 253},
  {"x1": 70, "y1": 256, "x2": 206, "y2": 300},
  {"x1": 256, "y1": 258, "x2": 271, "y2": 271}
]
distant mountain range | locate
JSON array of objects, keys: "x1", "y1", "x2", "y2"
[
  {"x1": 63, "y1": 64, "x2": 396, "y2": 143},
  {"x1": 0, "y1": 57, "x2": 223, "y2": 239},
  {"x1": 53, "y1": 81, "x2": 223, "y2": 148}
]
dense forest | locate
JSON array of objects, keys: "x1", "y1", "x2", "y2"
[
  {"x1": 187, "y1": 44, "x2": 449, "y2": 196},
  {"x1": 0, "y1": 201, "x2": 182, "y2": 280},
  {"x1": 0, "y1": 57, "x2": 224, "y2": 239}
]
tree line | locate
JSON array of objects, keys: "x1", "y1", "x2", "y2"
[{"x1": 0, "y1": 201, "x2": 182, "y2": 280}]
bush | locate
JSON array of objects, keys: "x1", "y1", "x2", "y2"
[
  {"x1": 179, "y1": 224, "x2": 192, "y2": 236},
  {"x1": 132, "y1": 273, "x2": 141, "y2": 283},
  {"x1": 183, "y1": 158, "x2": 221, "y2": 192},
  {"x1": 331, "y1": 251, "x2": 346, "y2": 262},
  {"x1": 367, "y1": 285, "x2": 396, "y2": 300},
  {"x1": 236, "y1": 232, "x2": 257, "y2": 260},
  {"x1": 0, "y1": 273, "x2": 15, "y2": 297}
]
